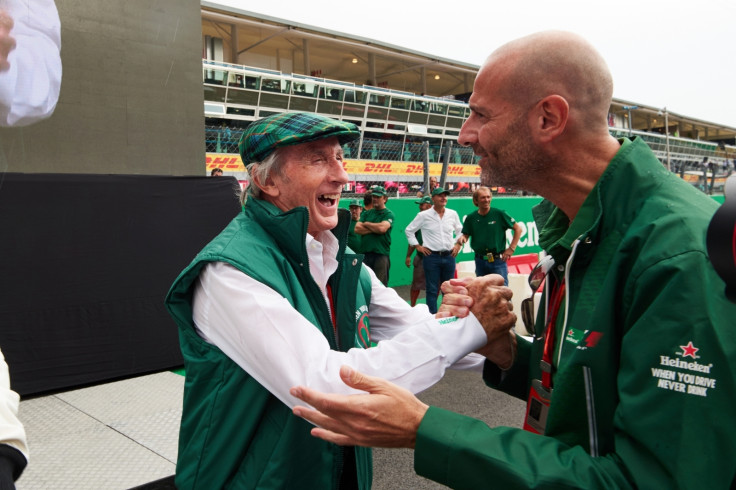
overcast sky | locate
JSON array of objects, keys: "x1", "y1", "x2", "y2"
[{"x1": 211, "y1": 0, "x2": 736, "y2": 128}]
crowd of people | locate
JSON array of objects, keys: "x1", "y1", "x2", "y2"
[{"x1": 345, "y1": 183, "x2": 522, "y2": 310}]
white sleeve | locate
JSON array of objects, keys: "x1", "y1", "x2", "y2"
[
  {"x1": 453, "y1": 210, "x2": 464, "y2": 236},
  {"x1": 0, "y1": 349, "x2": 27, "y2": 461},
  {"x1": 0, "y1": 0, "x2": 61, "y2": 127},
  {"x1": 404, "y1": 213, "x2": 423, "y2": 246},
  {"x1": 363, "y1": 266, "x2": 486, "y2": 372},
  {"x1": 193, "y1": 262, "x2": 487, "y2": 409}
]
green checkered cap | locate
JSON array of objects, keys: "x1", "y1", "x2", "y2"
[{"x1": 238, "y1": 112, "x2": 360, "y2": 164}]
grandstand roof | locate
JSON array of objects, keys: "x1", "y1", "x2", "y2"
[{"x1": 201, "y1": 2, "x2": 736, "y2": 144}]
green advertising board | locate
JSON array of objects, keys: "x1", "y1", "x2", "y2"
[{"x1": 341, "y1": 196, "x2": 543, "y2": 287}]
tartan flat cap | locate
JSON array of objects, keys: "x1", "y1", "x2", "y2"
[{"x1": 238, "y1": 112, "x2": 360, "y2": 164}]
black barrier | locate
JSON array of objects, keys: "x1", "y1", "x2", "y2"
[
  {"x1": 707, "y1": 175, "x2": 736, "y2": 303},
  {"x1": 0, "y1": 173, "x2": 241, "y2": 396}
]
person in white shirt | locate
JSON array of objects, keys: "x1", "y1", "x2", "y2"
[
  {"x1": 165, "y1": 112, "x2": 517, "y2": 488},
  {"x1": 404, "y1": 187, "x2": 464, "y2": 313},
  {"x1": 0, "y1": 0, "x2": 61, "y2": 127}
]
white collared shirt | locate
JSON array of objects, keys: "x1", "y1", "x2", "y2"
[
  {"x1": 192, "y1": 230, "x2": 486, "y2": 409},
  {"x1": 405, "y1": 207, "x2": 464, "y2": 251}
]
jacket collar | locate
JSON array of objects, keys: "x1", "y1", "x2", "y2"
[
  {"x1": 244, "y1": 197, "x2": 351, "y2": 262},
  {"x1": 535, "y1": 137, "x2": 662, "y2": 263}
]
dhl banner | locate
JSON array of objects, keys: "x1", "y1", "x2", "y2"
[{"x1": 206, "y1": 153, "x2": 481, "y2": 178}]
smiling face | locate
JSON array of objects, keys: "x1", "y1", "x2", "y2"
[
  {"x1": 432, "y1": 192, "x2": 448, "y2": 210},
  {"x1": 475, "y1": 187, "x2": 492, "y2": 213},
  {"x1": 257, "y1": 137, "x2": 348, "y2": 236},
  {"x1": 458, "y1": 63, "x2": 543, "y2": 189}
]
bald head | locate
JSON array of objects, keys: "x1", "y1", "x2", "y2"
[
  {"x1": 459, "y1": 31, "x2": 622, "y2": 219},
  {"x1": 485, "y1": 31, "x2": 613, "y2": 132}
]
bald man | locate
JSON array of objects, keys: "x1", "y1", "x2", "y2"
[{"x1": 290, "y1": 31, "x2": 736, "y2": 489}]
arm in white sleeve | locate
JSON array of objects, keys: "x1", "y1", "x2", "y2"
[
  {"x1": 404, "y1": 213, "x2": 423, "y2": 247},
  {"x1": 361, "y1": 265, "x2": 485, "y2": 371},
  {"x1": 0, "y1": 349, "x2": 27, "y2": 462},
  {"x1": 193, "y1": 262, "x2": 488, "y2": 409},
  {"x1": 0, "y1": 0, "x2": 61, "y2": 127},
  {"x1": 452, "y1": 209, "x2": 464, "y2": 237}
]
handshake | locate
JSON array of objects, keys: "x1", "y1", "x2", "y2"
[{"x1": 437, "y1": 274, "x2": 518, "y2": 369}]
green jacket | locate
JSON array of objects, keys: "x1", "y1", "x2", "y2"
[
  {"x1": 165, "y1": 198, "x2": 373, "y2": 490},
  {"x1": 414, "y1": 138, "x2": 736, "y2": 489}
]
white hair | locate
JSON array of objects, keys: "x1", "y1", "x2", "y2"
[{"x1": 240, "y1": 148, "x2": 286, "y2": 206}]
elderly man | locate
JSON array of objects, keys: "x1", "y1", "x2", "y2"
[
  {"x1": 405, "y1": 187, "x2": 464, "y2": 313},
  {"x1": 457, "y1": 186, "x2": 522, "y2": 285},
  {"x1": 165, "y1": 112, "x2": 516, "y2": 489},
  {"x1": 291, "y1": 32, "x2": 736, "y2": 489},
  {"x1": 354, "y1": 185, "x2": 394, "y2": 286}
]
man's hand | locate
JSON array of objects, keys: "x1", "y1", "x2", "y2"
[
  {"x1": 415, "y1": 245, "x2": 431, "y2": 256},
  {"x1": 436, "y1": 277, "x2": 473, "y2": 318},
  {"x1": 291, "y1": 366, "x2": 428, "y2": 448},
  {"x1": 0, "y1": 10, "x2": 15, "y2": 72},
  {"x1": 405, "y1": 256, "x2": 412, "y2": 267},
  {"x1": 451, "y1": 243, "x2": 461, "y2": 257},
  {"x1": 501, "y1": 247, "x2": 515, "y2": 261},
  {"x1": 465, "y1": 275, "x2": 517, "y2": 368}
]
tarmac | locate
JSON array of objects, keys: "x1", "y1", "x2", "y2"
[{"x1": 15, "y1": 285, "x2": 526, "y2": 489}]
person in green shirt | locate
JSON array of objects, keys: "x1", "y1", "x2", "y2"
[
  {"x1": 347, "y1": 198, "x2": 363, "y2": 253},
  {"x1": 355, "y1": 185, "x2": 394, "y2": 286},
  {"x1": 290, "y1": 31, "x2": 736, "y2": 489},
  {"x1": 457, "y1": 186, "x2": 522, "y2": 285}
]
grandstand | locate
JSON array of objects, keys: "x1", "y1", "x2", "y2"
[{"x1": 201, "y1": 2, "x2": 736, "y2": 195}]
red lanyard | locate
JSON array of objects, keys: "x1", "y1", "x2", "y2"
[
  {"x1": 541, "y1": 280, "x2": 566, "y2": 390},
  {"x1": 325, "y1": 284, "x2": 338, "y2": 344}
]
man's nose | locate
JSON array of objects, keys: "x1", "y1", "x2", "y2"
[
  {"x1": 458, "y1": 117, "x2": 477, "y2": 147},
  {"x1": 329, "y1": 156, "x2": 349, "y2": 185}
]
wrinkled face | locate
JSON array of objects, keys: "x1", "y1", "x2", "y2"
[
  {"x1": 432, "y1": 192, "x2": 448, "y2": 208},
  {"x1": 349, "y1": 205, "x2": 362, "y2": 221},
  {"x1": 264, "y1": 137, "x2": 348, "y2": 236},
  {"x1": 458, "y1": 65, "x2": 541, "y2": 188},
  {"x1": 475, "y1": 188, "x2": 492, "y2": 212},
  {"x1": 372, "y1": 195, "x2": 387, "y2": 210},
  {"x1": 429, "y1": 176, "x2": 438, "y2": 188}
]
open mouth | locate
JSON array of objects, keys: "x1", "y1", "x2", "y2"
[{"x1": 318, "y1": 193, "x2": 340, "y2": 207}]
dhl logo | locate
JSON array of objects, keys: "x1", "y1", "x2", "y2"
[
  {"x1": 206, "y1": 155, "x2": 243, "y2": 170},
  {"x1": 206, "y1": 154, "x2": 481, "y2": 177}
]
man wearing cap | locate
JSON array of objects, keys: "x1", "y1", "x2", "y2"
[
  {"x1": 457, "y1": 186, "x2": 522, "y2": 285},
  {"x1": 165, "y1": 112, "x2": 516, "y2": 489},
  {"x1": 405, "y1": 196, "x2": 433, "y2": 306},
  {"x1": 404, "y1": 187, "x2": 464, "y2": 314},
  {"x1": 354, "y1": 185, "x2": 394, "y2": 286},
  {"x1": 346, "y1": 198, "x2": 363, "y2": 252}
]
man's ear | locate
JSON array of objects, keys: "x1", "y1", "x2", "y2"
[
  {"x1": 251, "y1": 164, "x2": 281, "y2": 198},
  {"x1": 531, "y1": 95, "x2": 568, "y2": 143}
]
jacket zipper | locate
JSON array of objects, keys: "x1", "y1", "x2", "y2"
[{"x1": 560, "y1": 237, "x2": 600, "y2": 457}]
